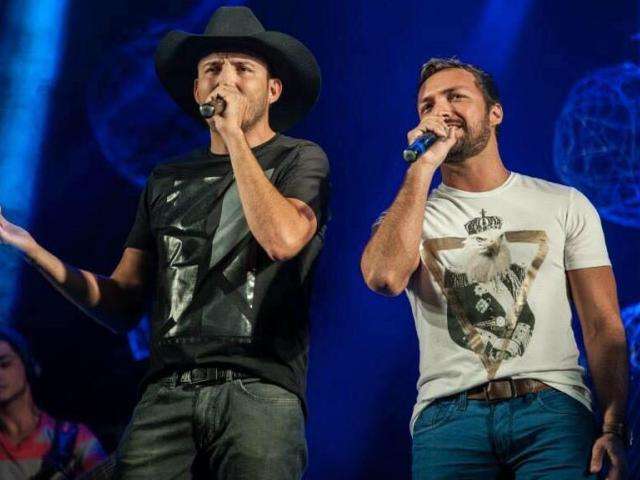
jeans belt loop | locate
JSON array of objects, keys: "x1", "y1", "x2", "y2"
[
  {"x1": 458, "y1": 391, "x2": 467, "y2": 410},
  {"x1": 509, "y1": 378, "x2": 518, "y2": 398}
]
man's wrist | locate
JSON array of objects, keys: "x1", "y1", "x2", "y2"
[
  {"x1": 407, "y1": 160, "x2": 437, "y2": 183},
  {"x1": 219, "y1": 125, "x2": 245, "y2": 144},
  {"x1": 602, "y1": 422, "x2": 632, "y2": 447}
]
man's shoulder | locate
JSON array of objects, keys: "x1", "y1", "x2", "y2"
[
  {"x1": 276, "y1": 135, "x2": 327, "y2": 158},
  {"x1": 276, "y1": 134, "x2": 319, "y2": 149},
  {"x1": 510, "y1": 172, "x2": 575, "y2": 199},
  {"x1": 263, "y1": 135, "x2": 329, "y2": 177},
  {"x1": 150, "y1": 148, "x2": 211, "y2": 176}
]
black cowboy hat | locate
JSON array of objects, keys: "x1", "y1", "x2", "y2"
[{"x1": 154, "y1": 6, "x2": 321, "y2": 132}]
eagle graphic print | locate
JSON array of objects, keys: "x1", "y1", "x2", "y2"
[{"x1": 422, "y1": 210, "x2": 549, "y2": 379}]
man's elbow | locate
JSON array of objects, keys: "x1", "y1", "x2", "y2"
[
  {"x1": 263, "y1": 234, "x2": 307, "y2": 262},
  {"x1": 262, "y1": 221, "x2": 317, "y2": 262},
  {"x1": 583, "y1": 315, "x2": 627, "y2": 345},
  {"x1": 361, "y1": 264, "x2": 408, "y2": 297}
]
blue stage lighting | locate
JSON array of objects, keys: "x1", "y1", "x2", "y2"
[
  {"x1": 462, "y1": 0, "x2": 534, "y2": 76},
  {"x1": 0, "y1": 0, "x2": 70, "y2": 323},
  {"x1": 128, "y1": 316, "x2": 151, "y2": 361},
  {"x1": 623, "y1": 301, "x2": 640, "y2": 372}
]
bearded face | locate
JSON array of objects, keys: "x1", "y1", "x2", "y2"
[
  {"x1": 241, "y1": 86, "x2": 270, "y2": 131},
  {"x1": 444, "y1": 111, "x2": 492, "y2": 164}
]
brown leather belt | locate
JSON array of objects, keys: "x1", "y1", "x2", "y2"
[{"x1": 466, "y1": 378, "x2": 550, "y2": 402}]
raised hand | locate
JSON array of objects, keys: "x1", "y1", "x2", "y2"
[
  {"x1": 0, "y1": 207, "x2": 36, "y2": 254},
  {"x1": 205, "y1": 85, "x2": 249, "y2": 138},
  {"x1": 406, "y1": 115, "x2": 463, "y2": 170}
]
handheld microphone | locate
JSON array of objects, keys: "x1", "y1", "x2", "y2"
[
  {"x1": 199, "y1": 97, "x2": 227, "y2": 119},
  {"x1": 403, "y1": 132, "x2": 438, "y2": 163}
]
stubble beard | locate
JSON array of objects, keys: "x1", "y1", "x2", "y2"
[
  {"x1": 444, "y1": 114, "x2": 492, "y2": 164},
  {"x1": 241, "y1": 89, "x2": 270, "y2": 132}
]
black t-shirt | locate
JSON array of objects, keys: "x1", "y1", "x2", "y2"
[{"x1": 126, "y1": 134, "x2": 330, "y2": 409}]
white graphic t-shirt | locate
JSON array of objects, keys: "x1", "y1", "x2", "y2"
[{"x1": 405, "y1": 172, "x2": 610, "y2": 434}]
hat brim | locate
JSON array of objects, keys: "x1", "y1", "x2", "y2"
[{"x1": 154, "y1": 30, "x2": 321, "y2": 132}]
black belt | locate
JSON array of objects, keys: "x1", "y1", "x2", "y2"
[
  {"x1": 465, "y1": 378, "x2": 550, "y2": 402},
  {"x1": 163, "y1": 367, "x2": 252, "y2": 387}
]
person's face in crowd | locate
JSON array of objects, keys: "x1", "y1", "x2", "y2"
[
  {"x1": 194, "y1": 51, "x2": 282, "y2": 131},
  {"x1": 417, "y1": 68, "x2": 502, "y2": 164},
  {"x1": 0, "y1": 341, "x2": 29, "y2": 406}
]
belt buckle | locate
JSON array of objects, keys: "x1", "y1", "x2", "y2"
[
  {"x1": 179, "y1": 368, "x2": 210, "y2": 386},
  {"x1": 190, "y1": 368, "x2": 212, "y2": 385},
  {"x1": 484, "y1": 379, "x2": 517, "y2": 402},
  {"x1": 179, "y1": 370, "x2": 192, "y2": 384}
]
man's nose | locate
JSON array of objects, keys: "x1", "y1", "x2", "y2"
[
  {"x1": 432, "y1": 104, "x2": 452, "y2": 119},
  {"x1": 430, "y1": 97, "x2": 454, "y2": 117},
  {"x1": 218, "y1": 63, "x2": 236, "y2": 85}
]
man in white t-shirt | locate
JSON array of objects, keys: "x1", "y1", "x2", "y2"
[{"x1": 361, "y1": 58, "x2": 628, "y2": 479}]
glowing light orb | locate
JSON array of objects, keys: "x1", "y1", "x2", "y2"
[{"x1": 554, "y1": 62, "x2": 640, "y2": 228}]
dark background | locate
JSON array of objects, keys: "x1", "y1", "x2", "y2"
[{"x1": 1, "y1": 0, "x2": 639, "y2": 478}]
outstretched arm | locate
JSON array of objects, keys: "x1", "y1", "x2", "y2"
[{"x1": 0, "y1": 209, "x2": 153, "y2": 333}]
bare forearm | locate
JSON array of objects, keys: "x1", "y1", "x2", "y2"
[
  {"x1": 584, "y1": 326, "x2": 628, "y2": 424},
  {"x1": 25, "y1": 243, "x2": 139, "y2": 333},
  {"x1": 225, "y1": 133, "x2": 310, "y2": 259},
  {"x1": 568, "y1": 267, "x2": 629, "y2": 425},
  {"x1": 361, "y1": 162, "x2": 437, "y2": 295}
]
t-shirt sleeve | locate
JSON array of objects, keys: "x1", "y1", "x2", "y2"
[
  {"x1": 74, "y1": 424, "x2": 108, "y2": 473},
  {"x1": 564, "y1": 188, "x2": 611, "y2": 270},
  {"x1": 278, "y1": 143, "x2": 330, "y2": 223},
  {"x1": 125, "y1": 181, "x2": 155, "y2": 252}
]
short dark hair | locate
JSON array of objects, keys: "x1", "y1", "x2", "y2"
[
  {"x1": 0, "y1": 326, "x2": 40, "y2": 384},
  {"x1": 417, "y1": 58, "x2": 501, "y2": 109}
]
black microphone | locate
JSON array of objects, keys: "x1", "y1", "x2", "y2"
[
  {"x1": 403, "y1": 132, "x2": 438, "y2": 163},
  {"x1": 199, "y1": 97, "x2": 226, "y2": 118}
]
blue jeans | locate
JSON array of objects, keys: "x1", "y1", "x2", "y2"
[
  {"x1": 412, "y1": 388, "x2": 597, "y2": 479},
  {"x1": 114, "y1": 375, "x2": 307, "y2": 479}
]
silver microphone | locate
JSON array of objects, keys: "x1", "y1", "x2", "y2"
[{"x1": 199, "y1": 97, "x2": 226, "y2": 118}]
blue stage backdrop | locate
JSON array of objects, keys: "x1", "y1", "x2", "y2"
[{"x1": 1, "y1": 0, "x2": 639, "y2": 477}]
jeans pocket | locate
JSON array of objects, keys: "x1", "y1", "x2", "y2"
[
  {"x1": 235, "y1": 378, "x2": 300, "y2": 406},
  {"x1": 414, "y1": 399, "x2": 458, "y2": 434},
  {"x1": 534, "y1": 388, "x2": 591, "y2": 416}
]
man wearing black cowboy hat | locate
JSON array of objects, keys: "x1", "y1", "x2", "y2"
[{"x1": 0, "y1": 6, "x2": 329, "y2": 479}]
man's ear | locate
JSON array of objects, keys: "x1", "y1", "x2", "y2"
[
  {"x1": 268, "y1": 78, "x2": 283, "y2": 105},
  {"x1": 489, "y1": 102, "x2": 503, "y2": 127},
  {"x1": 193, "y1": 78, "x2": 200, "y2": 104}
]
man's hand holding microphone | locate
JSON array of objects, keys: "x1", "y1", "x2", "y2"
[{"x1": 405, "y1": 115, "x2": 462, "y2": 171}]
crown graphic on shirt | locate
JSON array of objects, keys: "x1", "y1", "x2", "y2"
[{"x1": 464, "y1": 209, "x2": 503, "y2": 235}]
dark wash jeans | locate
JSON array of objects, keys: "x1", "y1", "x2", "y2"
[
  {"x1": 114, "y1": 375, "x2": 307, "y2": 480},
  {"x1": 412, "y1": 388, "x2": 597, "y2": 479}
]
